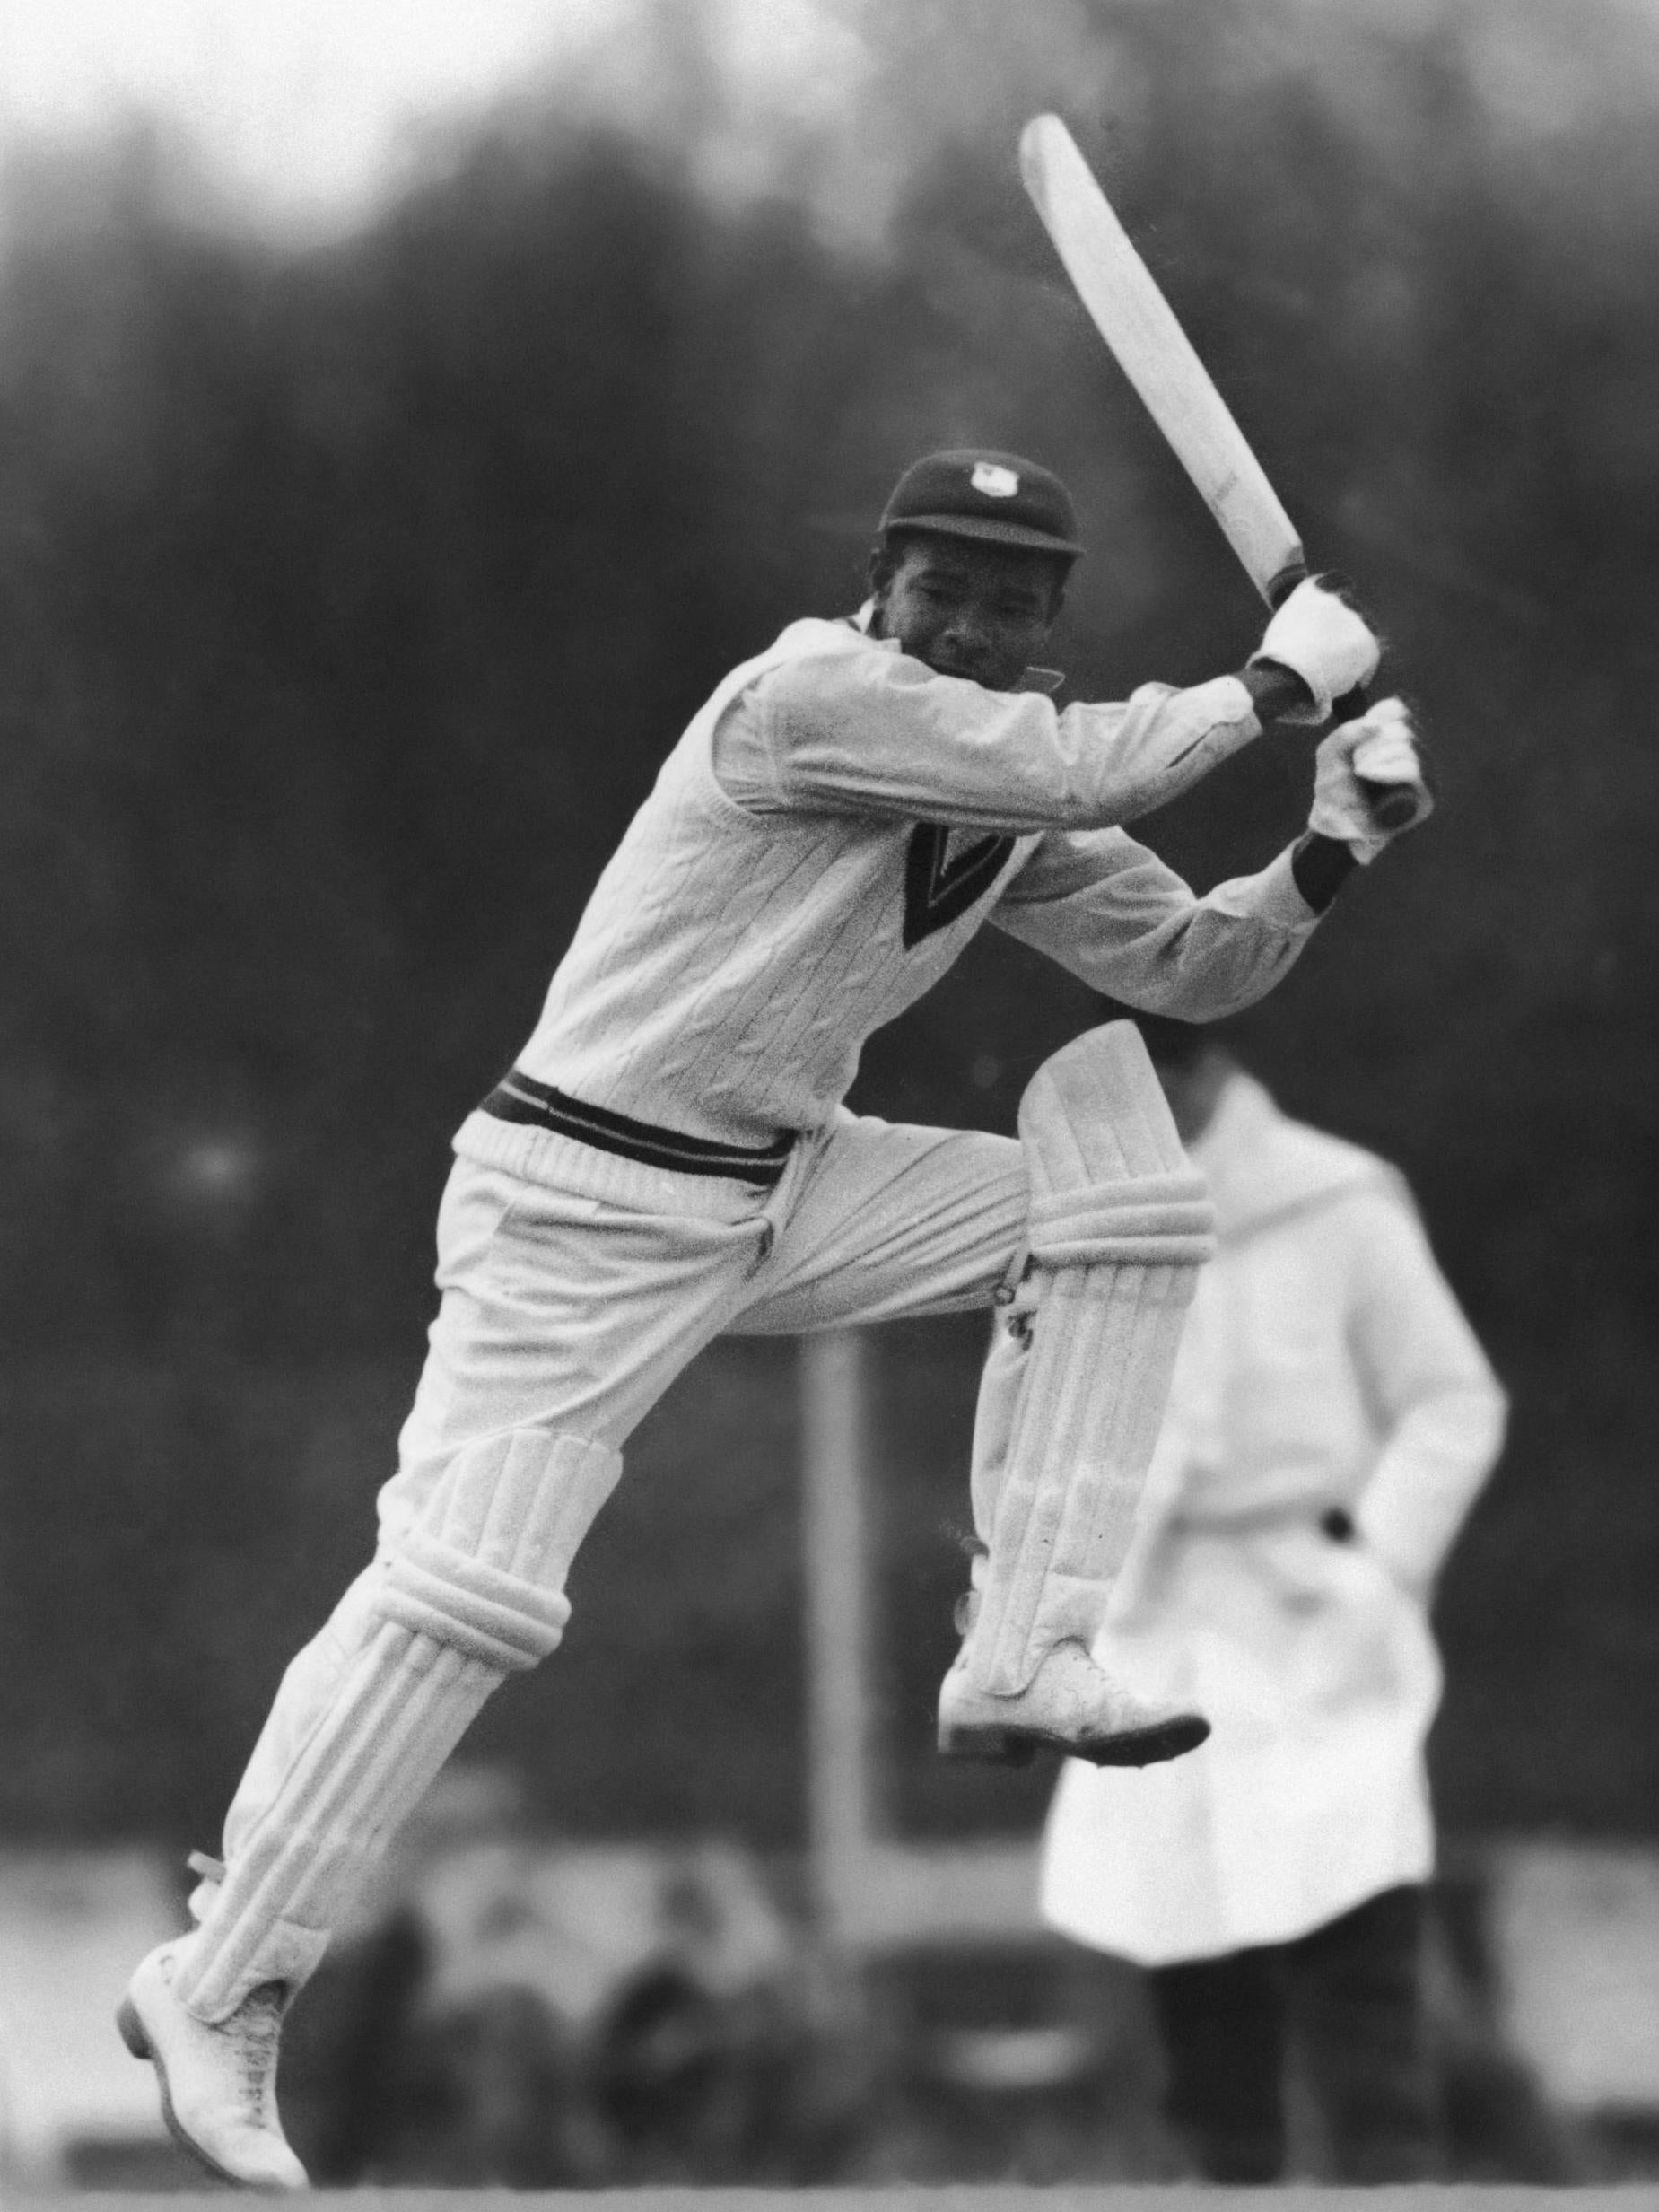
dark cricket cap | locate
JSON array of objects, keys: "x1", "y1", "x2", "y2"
[{"x1": 878, "y1": 448, "x2": 1084, "y2": 560}]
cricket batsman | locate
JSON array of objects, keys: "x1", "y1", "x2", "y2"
[{"x1": 119, "y1": 448, "x2": 1429, "y2": 2186}]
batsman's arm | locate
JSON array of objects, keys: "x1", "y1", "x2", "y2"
[
  {"x1": 1288, "y1": 829, "x2": 1358, "y2": 912},
  {"x1": 1236, "y1": 660, "x2": 1359, "y2": 909},
  {"x1": 990, "y1": 829, "x2": 1321, "y2": 1022},
  {"x1": 1261, "y1": 564, "x2": 1422, "y2": 829},
  {"x1": 737, "y1": 644, "x2": 1268, "y2": 833},
  {"x1": 1240, "y1": 661, "x2": 1315, "y2": 724}
]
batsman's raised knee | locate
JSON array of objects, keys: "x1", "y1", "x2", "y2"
[{"x1": 944, "y1": 1022, "x2": 1214, "y2": 1763}]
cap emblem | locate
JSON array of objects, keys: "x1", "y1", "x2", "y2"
[
  {"x1": 877, "y1": 449, "x2": 1082, "y2": 556},
  {"x1": 970, "y1": 461, "x2": 1020, "y2": 498}
]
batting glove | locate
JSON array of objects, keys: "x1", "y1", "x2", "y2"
[
  {"x1": 1310, "y1": 697, "x2": 1435, "y2": 863},
  {"x1": 1249, "y1": 576, "x2": 1382, "y2": 725}
]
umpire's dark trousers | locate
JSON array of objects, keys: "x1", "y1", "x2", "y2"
[{"x1": 1148, "y1": 1884, "x2": 1440, "y2": 2182}]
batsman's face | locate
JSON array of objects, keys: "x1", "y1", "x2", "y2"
[{"x1": 872, "y1": 537, "x2": 1065, "y2": 692}]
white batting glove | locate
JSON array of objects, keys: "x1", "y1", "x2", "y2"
[
  {"x1": 1249, "y1": 576, "x2": 1382, "y2": 725},
  {"x1": 1310, "y1": 696, "x2": 1435, "y2": 863}
]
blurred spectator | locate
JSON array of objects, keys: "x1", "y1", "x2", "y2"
[
  {"x1": 1039, "y1": 1014, "x2": 1510, "y2": 2182},
  {"x1": 279, "y1": 1765, "x2": 869, "y2": 2185}
]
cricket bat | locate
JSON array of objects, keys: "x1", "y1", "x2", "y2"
[{"x1": 1019, "y1": 112, "x2": 1418, "y2": 828}]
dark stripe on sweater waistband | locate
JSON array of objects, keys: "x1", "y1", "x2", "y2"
[{"x1": 480, "y1": 1070, "x2": 795, "y2": 1185}]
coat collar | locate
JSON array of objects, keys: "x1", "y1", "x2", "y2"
[{"x1": 1191, "y1": 1072, "x2": 1400, "y2": 1242}]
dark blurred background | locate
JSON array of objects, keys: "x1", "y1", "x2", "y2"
[{"x1": 0, "y1": 0, "x2": 1653, "y2": 1878}]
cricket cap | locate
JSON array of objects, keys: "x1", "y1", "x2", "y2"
[{"x1": 878, "y1": 449, "x2": 1084, "y2": 560}]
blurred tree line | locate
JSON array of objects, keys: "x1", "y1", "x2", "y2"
[{"x1": 0, "y1": 0, "x2": 1652, "y2": 1844}]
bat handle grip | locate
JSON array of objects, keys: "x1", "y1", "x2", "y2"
[
  {"x1": 1332, "y1": 685, "x2": 1420, "y2": 830},
  {"x1": 1269, "y1": 567, "x2": 1418, "y2": 832}
]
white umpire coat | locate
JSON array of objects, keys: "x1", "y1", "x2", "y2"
[{"x1": 1039, "y1": 1071, "x2": 1507, "y2": 1965}]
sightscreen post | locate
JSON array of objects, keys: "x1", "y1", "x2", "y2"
[{"x1": 800, "y1": 1328, "x2": 878, "y2": 1945}]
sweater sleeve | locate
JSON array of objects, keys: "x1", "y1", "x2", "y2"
[
  {"x1": 714, "y1": 634, "x2": 1262, "y2": 832},
  {"x1": 989, "y1": 830, "x2": 1321, "y2": 1021},
  {"x1": 1341, "y1": 1185, "x2": 1509, "y2": 1594}
]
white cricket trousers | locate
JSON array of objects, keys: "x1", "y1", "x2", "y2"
[{"x1": 220, "y1": 1109, "x2": 1026, "y2": 1860}]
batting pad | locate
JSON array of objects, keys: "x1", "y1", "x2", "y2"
[
  {"x1": 967, "y1": 1023, "x2": 1215, "y2": 1694},
  {"x1": 173, "y1": 1427, "x2": 621, "y2": 2023}
]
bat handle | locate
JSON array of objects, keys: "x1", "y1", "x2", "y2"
[
  {"x1": 1363, "y1": 789, "x2": 1420, "y2": 831},
  {"x1": 1332, "y1": 685, "x2": 1419, "y2": 830},
  {"x1": 1265, "y1": 562, "x2": 1308, "y2": 609},
  {"x1": 1270, "y1": 567, "x2": 1418, "y2": 832}
]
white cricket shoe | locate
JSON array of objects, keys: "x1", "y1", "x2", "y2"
[
  {"x1": 938, "y1": 1638, "x2": 1210, "y2": 1768},
  {"x1": 118, "y1": 1938, "x2": 308, "y2": 2190}
]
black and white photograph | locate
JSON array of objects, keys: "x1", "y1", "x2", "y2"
[{"x1": 0, "y1": 1, "x2": 1653, "y2": 2200}]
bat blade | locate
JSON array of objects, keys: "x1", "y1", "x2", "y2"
[
  {"x1": 1021, "y1": 113, "x2": 1419, "y2": 832},
  {"x1": 1019, "y1": 112, "x2": 1302, "y2": 607}
]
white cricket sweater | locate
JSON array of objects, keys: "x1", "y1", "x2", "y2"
[{"x1": 455, "y1": 617, "x2": 1319, "y2": 1185}]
